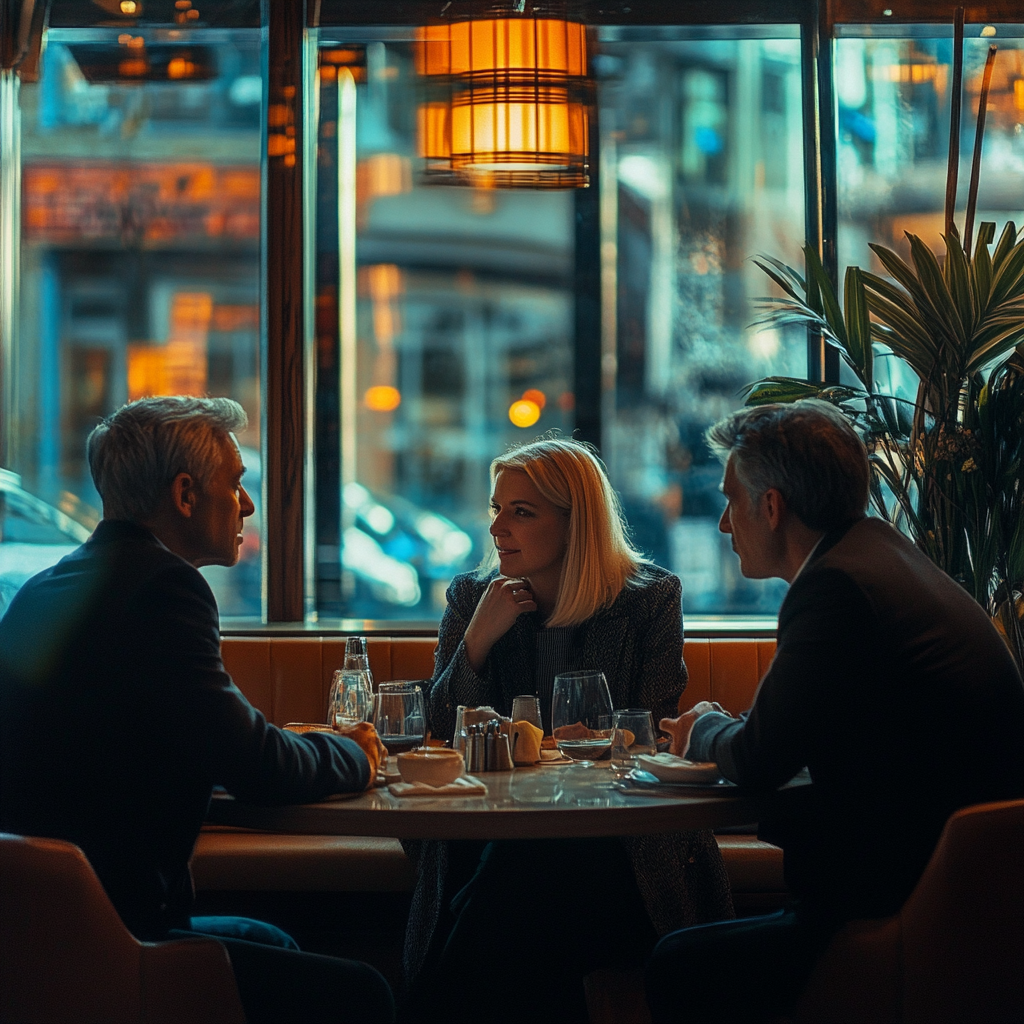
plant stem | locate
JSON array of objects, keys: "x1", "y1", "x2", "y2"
[
  {"x1": 944, "y1": 6, "x2": 965, "y2": 239},
  {"x1": 964, "y1": 45, "x2": 998, "y2": 257}
]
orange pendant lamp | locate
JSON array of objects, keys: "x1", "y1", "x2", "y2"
[{"x1": 416, "y1": 8, "x2": 591, "y2": 188}]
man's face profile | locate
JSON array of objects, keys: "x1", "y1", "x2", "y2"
[
  {"x1": 186, "y1": 433, "x2": 255, "y2": 568},
  {"x1": 718, "y1": 456, "x2": 774, "y2": 579}
]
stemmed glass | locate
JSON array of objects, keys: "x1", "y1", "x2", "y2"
[
  {"x1": 551, "y1": 670, "x2": 613, "y2": 767},
  {"x1": 327, "y1": 636, "x2": 375, "y2": 731},
  {"x1": 373, "y1": 681, "x2": 428, "y2": 755}
]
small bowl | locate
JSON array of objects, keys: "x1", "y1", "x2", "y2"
[{"x1": 396, "y1": 748, "x2": 465, "y2": 786}]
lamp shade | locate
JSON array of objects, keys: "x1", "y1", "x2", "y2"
[
  {"x1": 415, "y1": 13, "x2": 590, "y2": 189},
  {"x1": 450, "y1": 83, "x2": 588, "y2": 186}
]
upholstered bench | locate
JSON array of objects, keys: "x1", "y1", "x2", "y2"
[{"x1": 193, "y1": 635, "x2": 786, "y2": 912}]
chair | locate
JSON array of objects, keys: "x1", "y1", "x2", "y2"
[
  {"x1": 795, "y1": 799, "x2": 1024, "y2": 1024},
  {"x1": 0, "y1": 833, "x2": 246, "y2": 1023}
]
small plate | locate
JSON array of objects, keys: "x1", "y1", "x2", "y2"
[{"x1": 636, "y1": 753, "x2": 724, "y2": 784}]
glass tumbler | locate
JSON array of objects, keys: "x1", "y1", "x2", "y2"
[
  {"x1": 373, "y1": 681, "x2": 428, "y2": 755},
  {"x1": 610, "y1": 708, "x2": 657, "y2": 775}
]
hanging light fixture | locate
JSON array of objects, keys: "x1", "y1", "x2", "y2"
[{"x1": 415, "y1": 6, "x2": 591, "y2": 188}]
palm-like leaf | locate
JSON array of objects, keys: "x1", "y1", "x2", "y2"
[{"x1": 745, "y1": 227, "x2": 1024, "y2": 674}]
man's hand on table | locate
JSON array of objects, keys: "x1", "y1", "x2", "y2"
[
  {"x1": 343, "y1": 722, "x2": 386, "y2": 787},
  {"x1": 659, "y1": 702, "x2": 729, "y2": 758}
]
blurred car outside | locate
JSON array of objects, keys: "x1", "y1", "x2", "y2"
[
  {"x1": 207, "y1": 450, "x2": 475, "y2": 618},
  {"x1": 0, "y1": 469, "x2": 96, "y2": 618}
]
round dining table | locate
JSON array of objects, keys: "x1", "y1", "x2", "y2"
[{"x1": 206, "y1": 762, "x2": 781, "y2": 840}]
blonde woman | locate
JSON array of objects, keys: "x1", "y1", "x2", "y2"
[{"x1": 404, "y1": 438, "x2": 732, "y2": 1023}]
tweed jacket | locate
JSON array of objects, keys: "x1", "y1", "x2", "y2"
[
  {"x1": 404, "y1": 566, "x2": 733, "y2": 982},
  {"x1": 425, "y1": 564, "x2": 687, "y2": 739}
]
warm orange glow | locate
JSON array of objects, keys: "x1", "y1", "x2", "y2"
[
  {"x1": 267, "y1": 134, "x2": 295, "y2": 157},
  {"x1": 119, "y1": 0, "x2": 137, "y2": 13},
  {"x1": 365, "y1": 385, "x2": 402, "y2": 412},
  {"x1": 416, "y1": 20, "x2": 586, "y2": 79},
  {"x1": 450, "y1": 85, "x2": 587, "y2": 179},
  {"x1": 167, "y1": 57, "x2": 196, "y2": 79},
  {"x1": 417, "y1": 102, "x2": 451, "y2": 159},
  {"x1": 118, "y1": 58, "x2": 148, "y2": 77},
  {"x1": 1015, "y1": 79, "x2": 1024, "y2": 111},
  {"x1": 361, "y1": 153, "x2": 411, "y2": 199},
  {"x1": 509, "y1": 399, "x2": 541, "y2": 428},
  {"x1": 364, "y1": 263, "x2": 404, "y2": 301},
  {"x1": 522, "y1": 388, "x2": 546, "y2": 409}
]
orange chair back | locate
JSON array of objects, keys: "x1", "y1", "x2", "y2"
[{"x1": 0, "y1": 833, "x2": 246, "y2": 1024}]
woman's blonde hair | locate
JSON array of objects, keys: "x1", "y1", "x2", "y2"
[{"x1": 485, "y1": 437, "x2": 646, "y2": 627}]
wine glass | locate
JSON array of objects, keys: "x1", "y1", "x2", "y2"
[
  {"x1": 610, "y1": 708, "x2": 657, "y2": 776},
  {"x1": 373, "y1": 681, "x2": 428, "y2": 755},
  {"x1": 551, "y1": 670, "x2": 613, "y2": 767},
  {"x1": 327, "y1": 668, "x2": 374, "y2": 731}
]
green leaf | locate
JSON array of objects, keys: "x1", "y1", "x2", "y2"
[
  {"x1": 972, "y1": 228, "x2": 994, "y2": 313},
  {"x1": 942, "y1": 231, "x2": 975, "y2": 335},
  {"x1": 740, "y1": 377, "x2": 832, "y2": 405},
  {"x1": 751, "y1": 259, "x2": 803, "y2": 303},
  {"x1": 843, "y1": 266, "x2": 873, "y2": 391},
  {"x1": 907, "y1": 233, "x2": 965, "y2": 345},
  {"x1": 991, "y1": 220, "x2": 1019, "y2": 270},
  {"x1": 803, "y1": 244, "x2": 844, "y2": 343}
]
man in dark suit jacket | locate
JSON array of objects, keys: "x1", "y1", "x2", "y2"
[
  {"x1": 646, "y1": 400, "x2": 1024, "y2": 1024},
  {"x1": 0, "y1": 396, "x2": 393, "y2": 1023}
]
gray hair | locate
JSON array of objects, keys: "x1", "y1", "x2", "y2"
[
  {"x1": 87, "y1": 396, "x2": 248, "y2": 522},
  {"x1": 706, "y1": 400, "x2": 869, "y2": 531}
]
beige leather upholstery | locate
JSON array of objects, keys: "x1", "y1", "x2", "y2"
[
  {"x1": 795, "y1": 799, "x2": 1024, "y2": 1024},
  {"x1": 0, "y1": 832, "x2": 246, "y2": 1024}
]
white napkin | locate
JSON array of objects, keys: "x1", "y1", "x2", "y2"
[{"x1": 387, "y1": 775, "x2": 487, "y2": 797}]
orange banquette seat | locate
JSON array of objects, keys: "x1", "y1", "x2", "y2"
[{"x1": 192, "y1": 636, "x2": 784, "y2": 912}]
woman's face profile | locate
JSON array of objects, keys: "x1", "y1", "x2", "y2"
[{"x1": 489, "y1": 468, "x2": 569, "y2": 586}]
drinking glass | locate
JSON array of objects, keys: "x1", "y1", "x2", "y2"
[
  {"x1": 374, "y1": 681, "x2": 428, "y2": 755},
  {"x1": 326, "y1": 636, "x2": 375, "y2": 730},
  {"x1": 610, "y1": 708, "x2": 657, "y2": 775},
  {"x1": 343, "y1": 636, "x2": 374, "y2": 683},
  {"x1": 551, "y1": 670, "x2": 613, "y2": 767},
  {"x1": 511, "y1": 695, "x2": 542, "y2": 730},
  {"x1": 327, "y1": 668, "x2": 374, "y2": 731}
]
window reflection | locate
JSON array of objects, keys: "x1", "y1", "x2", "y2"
[
  {"x1": 597, "y1": 30, "x2": 806, "y2": 617},
  {"x1": 313, "y1": 26, "x2": 805, "y2": 620},
  {"x1": 7, "y1": 26, "x2": 262, "y2": 617}
]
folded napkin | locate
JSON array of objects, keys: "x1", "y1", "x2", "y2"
[{"x1": 388, "y1": 775, "x2": 487, "y2": 797}]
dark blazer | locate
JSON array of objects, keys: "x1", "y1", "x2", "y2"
[
  {"x1": 689, "y1": 517, "x2": 1024, "y2": 924},
  {"x1": 425, "y1": 564, "x2": 687, "y2": 739},
  {"x1": 403, "y1": 566, "x2": 732, "y2": 983},
  {"x1": 0, "y1": 520, "x2": 370, "y2": 940}
]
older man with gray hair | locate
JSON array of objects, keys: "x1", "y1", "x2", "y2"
[
  {"x1": 646, "y1": 400, "x2": 1024, "y2": 1024},
  {"x1": 0, "y1": 396, "x2": 392, "y2": 1023}
]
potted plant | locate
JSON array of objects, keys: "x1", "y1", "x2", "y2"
[
  {"x1": 741, "y1": 17, "x2": 1024, "y2": 674},
  {"x1": 744, "y1": 229, "x2": 1024, "y2": 675}
]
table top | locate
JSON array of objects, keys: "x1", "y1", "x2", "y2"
[{"x1": 206, "y1": 763, "x2": 775, "y2": 840}]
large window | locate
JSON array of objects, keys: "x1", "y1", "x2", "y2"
[
  {"x1": 310, "y1": 21, "x2": 806, "y2": 621},
  {"x1": 3, "y1": 3, "x2": 1019, "y2": 626},
  {"x1": 2, "y1": 13, "x2": 263, "y2": 616}
]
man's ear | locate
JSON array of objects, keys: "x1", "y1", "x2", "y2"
[
  {"x1": 761, "y1": 487, "x2": 786, "y2": 531},
  {"x1": 169, "y1": 472, "x2": 197, "y2": 518}
]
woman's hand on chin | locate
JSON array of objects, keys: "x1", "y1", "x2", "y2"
[{"x1": 463, "y1": 576, "x2": 538, "y2": 672}]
